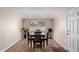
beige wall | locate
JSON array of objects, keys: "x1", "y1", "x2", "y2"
[
  {"x1": 52, "y1": 12, "x2": 67, "y2": 49},
  {"x1": 0, "y1": 8, "x2": 22, "y2": 51}
]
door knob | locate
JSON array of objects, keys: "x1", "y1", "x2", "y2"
[{"x1": 67, "y1": 32, "x2": 69, "y2": 35}]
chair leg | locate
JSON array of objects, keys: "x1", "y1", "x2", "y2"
[
  {"x1": 40, "y1": 42, "x2": 42, "y2": 48},
  {"x1": 43, "y1": 41, "x2": 45, "y2": 47},
  {"x1": 34, "y1": 42, "x2": 35, "y2": 49},
  {"x1": 28, "y1": 40, "x2": 29, "y2": 45},
  {"x1": 46, "y1": 40, "x2": 48, "y2": 46},
  {"x1": 31, "y1": 40, "x2": 32, "y2": 47}
]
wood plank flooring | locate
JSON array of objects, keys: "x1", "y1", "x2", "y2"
[{"x1": 5, "y1": 39, "x2": 68, "y2": 52}]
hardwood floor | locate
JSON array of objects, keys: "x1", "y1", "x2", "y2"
[{"x1": 5, "y1": 39, "x2": 68, "y2": 52}]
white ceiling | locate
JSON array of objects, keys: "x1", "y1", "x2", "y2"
[{"x1": 1, "y1": 7, "x2": 72, "y2": 19}]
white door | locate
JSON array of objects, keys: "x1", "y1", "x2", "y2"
[
  {"x1": 66, "y1": 8, "x2": 79, "y2": 52},
  {"x1": 67, "y1": 18, "x2": 77, "y2": 51}
]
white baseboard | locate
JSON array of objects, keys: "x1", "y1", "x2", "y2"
[
  {"x1": 55, "y1": 39, "x2": 68, "y2": 50},
  {"x1": 1, "y1": 39, "x2": 21, "y2": 52}
]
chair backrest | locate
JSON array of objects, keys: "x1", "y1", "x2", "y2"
[{"x1": 34, "y1": 35, "x2": 42, "y2": 41}]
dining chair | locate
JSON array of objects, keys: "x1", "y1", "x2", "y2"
[
  {"x1": 44, "y1": 32, "x2": 49, "y2": 46},
  {"x1": 27, "y1": 32, "x2": 33, "y2": 47},
  {"x1": 33, "y1": 35, "x2": 42, "y2": 49}
]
